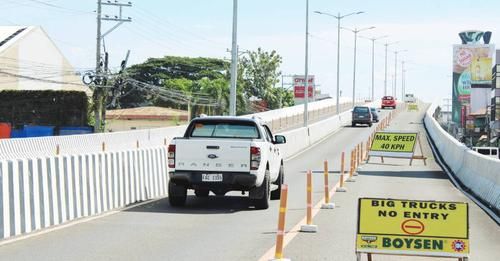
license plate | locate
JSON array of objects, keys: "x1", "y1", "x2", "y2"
[
  {"x1": 202, "y1": 174, "x2": 223, "y2": 182},
  {"x1": 359, "y1": 115, "x2": 364, "y2": 118}
]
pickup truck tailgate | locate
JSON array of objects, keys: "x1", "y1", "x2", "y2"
[{"x1": 175, "y1": 139, "x2": 251, "y2": 172}]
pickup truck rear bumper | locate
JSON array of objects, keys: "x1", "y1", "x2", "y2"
[{"x1": 169, "y1": 171, "x2": 257, "y2": 190}]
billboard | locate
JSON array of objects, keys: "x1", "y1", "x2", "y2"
[
  {"x1": 452, "y1": 44, "x2": 494, "y2": 124},
  {"x1": 293, "y1": 75, "x2": 314, "y2": 99}
]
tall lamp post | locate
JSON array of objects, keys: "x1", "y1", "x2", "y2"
[
  {"x1": 384, "y1": 41, "x2": 399, "y2": 96},
  {"x1": 343, "y1": 26, "x2": 375, "y2": 107},
  {"x1": 314, "y1": 10, "x2": 364, "y2": 113},
  {"x1": 362, "y1": 35, "x2": 388, "y2": 101},
  {"x1": 304, "y1": 0, "x2": 310, "y2": 126},
  {"x1": 229, "y1": 0, "x2": 238, "y2": 116},
  {"x1": 393, "y1": 49, "x2": 408, "y2": 98}
]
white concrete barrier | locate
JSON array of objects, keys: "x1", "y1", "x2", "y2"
[
  {"x1": 424, "y1": 103, "x2": 500, "y2": 212},
  {"x1": 0, "y1": 147, "x2": 167, "y2": 240}
]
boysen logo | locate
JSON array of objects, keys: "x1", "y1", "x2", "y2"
[
  {"x1": 451, "y1": 240, "x2": 466, "y2": 252},
  {"x1": 382, "y1": 237, "x2": 444, "y2": 250}
]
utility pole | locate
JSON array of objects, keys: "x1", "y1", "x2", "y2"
[
  {"x1": 229, "y1": 0, "x2": 238, "y2": 116},
  {"x1": 94, "y1": 0, "x2": 132, "y2": 132}
]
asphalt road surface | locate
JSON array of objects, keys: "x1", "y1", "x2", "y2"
[{"x1": 0, "y1": 106, "x2": 498, "y2": 261}]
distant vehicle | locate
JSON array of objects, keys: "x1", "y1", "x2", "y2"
[
  {"x1": 404, "y1": 94, "x2": 416, "y2": 103},
  {"x1": 472, "y1": 147, "x2": 500, "y2": 159},
  {"x1": 167, "y1": 116, "x2": 286, "y2": 209},
  {"x1": 352, "y1": 106, "x2": 373, "y2": 127},
  {"x1": 370, "y1": 107, "x2": 380, "y2": 122},
  {"x1": 382, "y1": 96, "x2": 396, "y2": 109}
]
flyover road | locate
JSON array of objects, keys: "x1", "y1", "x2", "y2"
[{"x1": 0, "y1": 106, "x2": 498, "y2": 261}]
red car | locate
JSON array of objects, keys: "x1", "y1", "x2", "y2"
[{"x1": 381, "y1": 96, "x2": 396, "y2": 109}]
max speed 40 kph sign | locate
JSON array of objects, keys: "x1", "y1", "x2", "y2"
[
  {"x1": 356, "y1": 198, "x2": 469, "y2": 258},
  {"x1": 369, "y1": 132, "x2": 418, "y2": 158}
]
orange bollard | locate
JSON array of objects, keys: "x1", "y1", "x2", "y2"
[
  {"x1": 366, "y1": 140, "x2": 370, "y2": 160},
  {"x1": 323, "y1": 161, "x2": 329, "y2": 202},
  {"x1": 341, "y1": 152, "x2": 345, "y2": 176},
  {"x1": 306, "y1": 171, "x2": 312, "y2": 224},
  {"x1": 321, "y1": 161, "x2": 335, "y2": 209},
  {"x1": 361, "y1": 143, "x2": 364, "y2": 162},
  {"x1": 357, "y1": 144, "x2": 361, "y2": 166},
  {"x1": 273, "y1": 184, "x2": 289, "y2": 260},
  {"x1": 347, "y1": 150, "x2": 356, "y2": 182},
  {"x1": 301, "y1": 171, "x2": 318, "y2": 232},
  {"x1": 56, "y1": 144, "x2": 60, "y2": 155},
  {"x1": 102, "y1": 142, "x2": 106, "y2": 152}
]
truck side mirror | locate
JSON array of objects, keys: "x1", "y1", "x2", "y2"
[{"x1": 274, "y1": 135, "x2": 286, "y2": 144}]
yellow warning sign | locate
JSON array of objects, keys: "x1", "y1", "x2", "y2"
[
  {"x1": 356, "y1": 198, "x2": 469, "y2": 257},
  {"x1": 408, "y1": 103, "x2": 419, "y2": 111},
  {"x1": 369, "y1": 132, "x2": 418, "y2": 158}
]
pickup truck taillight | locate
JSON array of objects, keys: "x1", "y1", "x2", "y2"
[
  {"x1": 168, "y1": 144, "x2": 176, "y2": 168},
  {"x1": 250, "y1": 146, "x2": 261, "y2": 170}
]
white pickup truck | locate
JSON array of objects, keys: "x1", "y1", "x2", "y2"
[{"x1": 167, "y1": 116, "x2": 286, "y2": 209}]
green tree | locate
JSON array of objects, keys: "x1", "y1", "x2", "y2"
[
  {"x1": 117, "y1": 56, "x2": 230, "y2": 112},
  {"x1": 239, "y1": 48, "x2": 293, "y2": 110}
]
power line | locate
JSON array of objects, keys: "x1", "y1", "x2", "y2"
[{"x1": 25, "y1": 0, "x2": 94, "y2": 15}]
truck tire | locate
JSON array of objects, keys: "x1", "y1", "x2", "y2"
[
  {"x1": 195, "y1": 189, "x2": 209, "y2": 197},
  {"x1": 168, "y1": 181, "x2": 187, "y2": 207},
  {"x1": 253, "y1": 171, "x2": 270, "y2": 209},
  {"x1": 270, "y1": 164, "x2": 284, "y2": 200}
]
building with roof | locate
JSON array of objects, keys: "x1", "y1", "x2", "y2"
[
  {"x1": 0, "y1": 26, "x2": 90, "y2": 94},
  {"x1": 105, "y1": 106, "x2": 189, "y2": 132}
]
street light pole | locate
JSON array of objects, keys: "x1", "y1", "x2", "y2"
[
  {"x1": 229, "y1": 0, "x2": 238, "y2": 116},
  {"x1": 401, "y1": 61, "x2": 405, "y2": 101},
  {"x1": 344, "y1": 26, "x2": 375, "y2": 106},
  {"x1": 336, "y1": 13, "x2": 341, "y2": 112},
  {"x1": 361, "y1": 35, "x2": 387, "y2": 101},
  {"x1": 314, "y1": 10, "x2": 364, "y2": 113},
  {"x1": 383, "y1": 41, "x2": 398, "y2": 97},
  {"x1": 394, "y1": 49, "x2": 407, "y2": 98},
  {"x1": 304, "y1": 0, "x2": 310, "y2": 126}
]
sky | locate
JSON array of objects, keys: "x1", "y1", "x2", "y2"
[{"x1": 1, "y1": 0, "x2": 500, "y2": 104}]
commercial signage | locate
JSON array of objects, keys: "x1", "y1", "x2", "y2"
[
  {"x1": 452, "y1": 44, "x2": 494, "y2": 124},
  {"x1": 369, "y1": 132, "x2": 418, "y2": 158},
  {"x1": 293, "y1": 75, "x2": 314, "y2": 98},
  {"x1": 356, "y1": 198, "x2": 469, "y2": 258}
]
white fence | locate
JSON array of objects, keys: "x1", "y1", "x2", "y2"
[
  {"x1": 424, "y1": 103, "x2": 500, "y2": 213},
  {"x1": 0, "y1": 98, "x2": 367, "y2": 240}
]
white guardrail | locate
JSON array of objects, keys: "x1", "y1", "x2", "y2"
[
  {"x1": 424, "y1": 103, "x2": 500, "y2": 213},
  {"x1": 0, "y1": 97, "x2": 371, "y2": 240}
]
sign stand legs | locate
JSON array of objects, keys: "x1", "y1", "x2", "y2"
[{"x1": 410, "y1": 133, "x2": 427, "y2": 166}]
